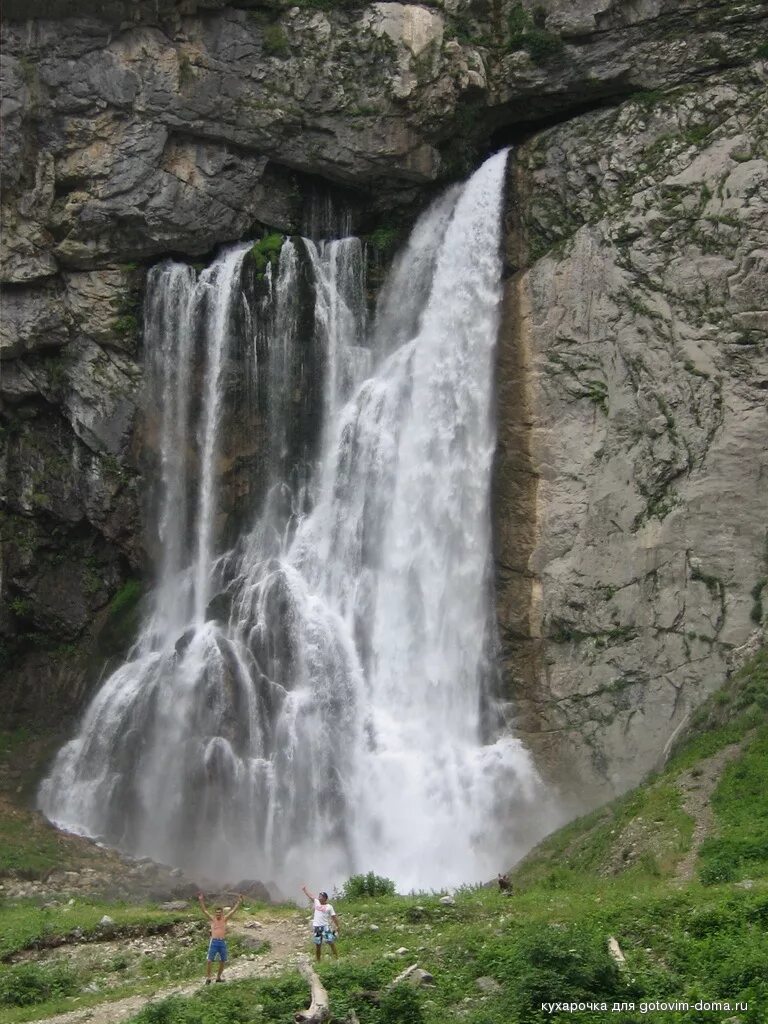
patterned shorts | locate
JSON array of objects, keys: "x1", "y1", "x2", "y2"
[{"x1": 313, "y1": 925, "x2": 336, "y2": 945}]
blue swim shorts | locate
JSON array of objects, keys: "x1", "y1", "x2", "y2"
[
  {"x1": 313, "y1": 925, "x2": 336, "y2": 945},
  {"x1": 207, "y1": 938, "x2": 228, "y2": 961}
]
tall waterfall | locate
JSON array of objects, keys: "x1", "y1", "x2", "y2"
[{"x1": 40, "y1": 151, "x2": 550, "y2": 892}]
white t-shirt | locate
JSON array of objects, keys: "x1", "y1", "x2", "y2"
[{"x1": 312, "y1": 900, "x2": 335, "y2": 928}]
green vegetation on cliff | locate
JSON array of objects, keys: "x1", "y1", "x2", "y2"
[{"x1": 250, "y1": 234, "x2": 286, "y2": 279}]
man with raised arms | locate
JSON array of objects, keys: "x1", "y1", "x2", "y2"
[{"x1": 198, "y1": 891, "x2": 242, "y2": 983}]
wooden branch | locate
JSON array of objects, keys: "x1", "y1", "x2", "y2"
[
  {"x1": 294, "y1": 956, "x2": 330, "y2": 1023},
  {"x1": 390, "y1": 964, "x2": 420, "y2": 988},
  {"x1": 389, "y1": 963, "x2": 435, "y2": 989},
  {"x1": 608, "y1": 937, "x2": 626, "y2": 967}
]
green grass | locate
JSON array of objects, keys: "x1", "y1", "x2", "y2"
[
  {"x1": 699, "y1": 725, "x2": 768, "y2": 884},
  {"x1": 116, "y1": 882, "x2": 767, "y2": 1023},
  {"x1": 0, "y1": 899, "x2": 186, "y2": 961},
  {"x1": 667, "y1": 647, "x2": 768, "y2": 772},
  {"x1": 130, "y1": 973, "x2": 308, "y2": 1024},
  {"x1": 0, "y1": 901, "x2": 271, "y2": 1023},
  {"x1": 0, "y1": 961, "x2": 78, "y2": 1009},
  {"x1": 511, "y1": 782, "x2": 693, "y2": 889},
  {"x1": 0, "y1": 813, "x2": 75, "y2": 880},
  {"x1": 3, "y1": 651, "x2": 766, "y2": 1023},
  {"x1": 118, "y1": 651, "x2": 768, "y2": 1022},
  {"x1": 0, "y1": 723, "x2": 117, "y2": 879}
]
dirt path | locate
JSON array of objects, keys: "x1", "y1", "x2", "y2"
[
  {"x1": 25, "y1": 913, "x2": 310, "y2": 1024},
  {"x1": 674, "y1": 739, "x2": 745, "y2": 882}
]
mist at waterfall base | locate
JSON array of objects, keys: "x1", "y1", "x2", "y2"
[{"x1": 40, "y1": 151, "x2": 557, "y2": 893}]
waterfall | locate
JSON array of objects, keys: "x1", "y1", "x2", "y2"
[{"x1": 40, "y1": 151, "x2": 551, "y2": 892}]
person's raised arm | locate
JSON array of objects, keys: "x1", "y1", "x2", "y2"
[
  {"x1": 301, "y1": 884, "x2": 316, "y2": 903},
  {"x1": 198, "y1": 892, "x2": 213, "y2": 919},
  {"x1": 224, "y1": 894, "x2": 243, "y2": 920}
]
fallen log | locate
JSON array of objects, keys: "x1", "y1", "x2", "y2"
[{"x1": 294, "y1": 955, "x2": 330, "y2": 1023}]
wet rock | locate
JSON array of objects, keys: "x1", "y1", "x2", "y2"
[
  {"x1": 206, "y1": 591, "x2": 233, "y2": 624},
  {"x1": 174, "y1": 629, "x2": 196, "y2": 658},
  {"x1": 232, "y1": 879, "x2": 272, "y2": 903}
]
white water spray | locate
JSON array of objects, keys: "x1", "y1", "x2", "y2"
[{"x1": 41, "y1": 151, "x2": 552, "y2": 891}]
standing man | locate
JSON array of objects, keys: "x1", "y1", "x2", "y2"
[
  {"x1": 198, "y1": 891, "x2": 242, "y2": 983},
  {"x1": 301, "y1": 884, "x2": 340, "y2": 961}
]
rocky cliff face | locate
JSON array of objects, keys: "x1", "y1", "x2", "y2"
[
  {"x1": 1, "y1": 0, "x2": 766, "y2": 808},
  {"x1": 496, "y1": 63, "x2": 768, "y2": 805}
]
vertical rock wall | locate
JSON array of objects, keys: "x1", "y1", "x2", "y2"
[{"x1": 496, "y1": 64, "x2": 768, "y2": 806}]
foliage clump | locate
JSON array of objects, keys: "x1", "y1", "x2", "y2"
[
  {"x1": 750, "y1": 578, "x2": 766, "y2": 624},
  {"x1": 113, "y1": 314, "x2": 139, "y2": 337},
  {"x1": 0, "y1": 962, "x2": 78, "y2": 1007},
  {"x1": 341, "y1": 870, "x2": 396, "y2": 898},
  {"x1": 109, "y1": 578, "x2": 142, "y2": 619},
  {"x1": 251, "y1": 233, "x2": 285, "y2": 280},
  {"x1": 263, "y1": 23, "x2": 290, "y2": 58},
  {"x1": 96, "y1": 578, "x2": 143, "y2": 656},
  {"x1": 507, "y1": 4, "x2": 563, "y2": 63},
  {"x1": 367, "y1": 227, "x2": 400, "y2": 256}
]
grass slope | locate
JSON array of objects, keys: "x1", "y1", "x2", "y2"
[
  {"x1": 0, "y1": 726, "x2": 122, "y2": 880},
  {"x1": 0, "y1": 651, "x2": 766, "y2": 1024}
]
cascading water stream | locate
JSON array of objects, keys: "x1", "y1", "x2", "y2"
[{"x1": 40, "y1": 151, "x2": 553, "y2": 891}]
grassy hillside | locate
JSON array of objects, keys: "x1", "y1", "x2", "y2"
[{"x1": 0, "y1": 651, "x2": 765, "y2": 1024}]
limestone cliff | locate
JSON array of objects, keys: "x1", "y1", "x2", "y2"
[
  {"x1": 1, "y1": 0, "x2": 766, "y2": 815},
  {"x1": 497, "y1": 64, "x2": 768, "y2": 805}
]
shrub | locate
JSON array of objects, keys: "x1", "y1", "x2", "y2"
[
  {"x1": 251, "y1": 233, "x2": 285, "y2": 279},
  {"x1": 699, "y1": 851, "x2": 737, "y2": 885},
  {"x1": 367, "y1": 226, "x2": 400, "y2": 255},
  {"x1": 109, "y1": 579, "x2": 142, "y2": 618},
  {"x1": 379, "y1": 984, "x2": 424, "y2": 1024},
  {"x1": 521, "y1": 28, "x2": 564, "y2": 62},
  {"x1": 507, "y1": 4, "x2": 563, "y2": 63},
  {"x1": 475, "y1": 922, "x2": 625, "y2": 1018},
  {"x1": 263, "y1": 23, "x2": 290, "y2": 58},
  {"x1": 341, "y1": 871, "x2": 396, "y2": 898},
  {"x1": 751, "y1": 579, "x2": 766, "y2": 624},
  {"x1": 0, "y1": 962, "x2": 78, "y2": 1007},
  {"x1": 113, "y1": 313, "x2": 139, "y2": 337}
]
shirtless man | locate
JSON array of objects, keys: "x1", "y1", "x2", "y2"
[
  {"x1": 198, "y1": 892, "x2": 242, "y2": 983},
  {"x1": 301, "y1": 884, "x2": 339, "y2": 962}
]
